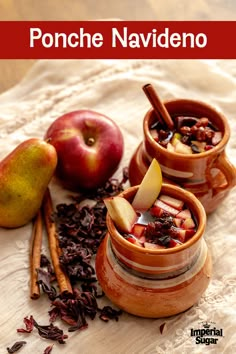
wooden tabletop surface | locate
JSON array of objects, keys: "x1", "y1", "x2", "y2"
[{"x1": 0, "y1": 0, "x2": 158, "y2": 94}]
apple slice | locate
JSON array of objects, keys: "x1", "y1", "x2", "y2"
[
  {"x1": 182, "y1": 218, "x2": 196, "y2": 230},
  {"x1": 131, "y1": 224, "x2": 146, "y2": 239},
  {"x1": 159, "y1": 194, "x2": 184, "y2": 210},
  {"x1": 174, "y1": 218, "x2": 182, "y2": 228},
  {"x1": 176, "y1": 230, "x2": 187, "y2": 243},
  {"x1": 132, "y1": 158, "x2": 162, "y2": 211},
  {"x1": 176, "y1": 229, "x2": 195, "y2": 243},
  {"x1": 167, "y1": 142, "x2": 175, "y2": 152},
  {"x1": 104, "y1": 196, "x2": 138, "y2": 233},
  {"x1": 150, "y1": 205, "x2": 165, "y2": 217},
  {"x1": 176, "y1": 208, "x2": 191, "y2": 220},
  {"x1": 153, "y1": 199, "x2": 179, "y2": 216},
  {"x1": 175, "y1": 141, "x2": 192, "y2": 154},
  {"x1": 139, "y1": 235, "x2": 146, "y2": 244},
  {"x1": 171, "y1": 132, "x2": 182, "y2": 147}
]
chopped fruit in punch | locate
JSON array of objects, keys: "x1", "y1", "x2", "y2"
[
  {"x1": 125, "y1": 194, "x2": 197, "y2": 248},
  {"x1": 159, "y1": 194, "x2": 184, "y2": 210},
  {"x1": 104, "y1": 159, "x2": 197, "y2": 249},
  {"x1": 150, "y1": 115, "x2": 223, "y2": 154}
]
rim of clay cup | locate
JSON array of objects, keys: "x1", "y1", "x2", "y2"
[
  {"x1": 106, "y1": 183, "x2": 207, "y2": 255},
  {"x1": 144, "y1": 98, "x2": 230, "y2": 160}
]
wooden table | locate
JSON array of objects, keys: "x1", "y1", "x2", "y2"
[{"x1": 0, "y1": 0, "x2": 156, "y2": 94}]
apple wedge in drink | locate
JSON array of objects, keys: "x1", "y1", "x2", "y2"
[
  {"x1": 103, "y1": 196, "x2": 138, "y2": 234},
  {"x1": 132, "y1": 158, "x2": 162, "y2": 211}
]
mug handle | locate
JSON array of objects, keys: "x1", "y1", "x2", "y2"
[{"x1": 212, "y1": 151, "x2": 236, "y2": 195}]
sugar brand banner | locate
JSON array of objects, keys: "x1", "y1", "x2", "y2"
[{"x1": 1, "y1": 20, "x2": 236, "y2": 59}]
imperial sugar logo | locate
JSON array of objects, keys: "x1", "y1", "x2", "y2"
[{"x1": 190, "y1": 321, "x2": 224, "y2": 346}]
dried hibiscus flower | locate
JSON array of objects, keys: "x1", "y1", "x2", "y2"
[
  {"x1": 49, "y1": 172, "x2": 127, "y2": 330},
  {"x1": 17, "y1": 315, "x2": 34, "y2": 333},
  {"x1": 44, "y1": 345, "x2": 54, "y2": 354},
  {"x1": 11, "y1": 171, "x2": 127, "y2": 350},
  {"x1": 6, "y1": 341, "x2": 27, "y2": 353},
  {"x1": 37, "y1": 268, "x2": 57, "y2": 300},
  {"x1": 99, "y1": 306, "x2": 123, "y2": 322},
  {"x1": 55, "y1": 168, "x2": 129, "y2": 260},
  {"x1": 40, "y1": 254, "x2": 55, "y2": 279},
  {"x1": 159, "y1": 322, "x2": 167, "y2": 334},
  {"x1": 33, "y1": 318, "x2": 68, "y2": 344},
  {"x1": 49, "y1": 288, "x2": 98, "y2": 332},
  {"x1": 17, "y1": 315, "x2": 67, "y2": 344}
]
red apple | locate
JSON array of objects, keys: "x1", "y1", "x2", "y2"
[{"x1": 45, "y1": 110, "x2": 124, "y2": 190}]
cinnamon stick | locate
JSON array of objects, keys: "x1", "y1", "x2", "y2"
[
  {"x1": 30, "y1": 210, "x2": 43, "y2": 299},
  {"x1": 142, "y1": 83, "x2": 174, "y2": 130},
  {"x1": 42, "y1": 188, "x2": 73, "y2": 295}
]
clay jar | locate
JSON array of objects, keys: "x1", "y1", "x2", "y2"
[
  {"x1": 95, "y1": 184, "x2": 212, "y2": 318},
  {"x1": 129, "y1": 99, "x2": 236, "y2": 213}
]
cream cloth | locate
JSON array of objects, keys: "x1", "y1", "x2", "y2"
[{"x1": 0, "y1": 59, "x2": 236, "y2": 354}]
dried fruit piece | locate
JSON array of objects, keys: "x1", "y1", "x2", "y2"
[
  {"x1": 33, "y1": 318, "x2": 68, "y2": 344},
  {"x1": 159, "y1": 322, "x2": 167, "y2": 334},
  {"x1": 44, "y1": 345, "x2": 54, "y2": 354},
  {"x1": 99, "y1": 306, "x2": 122, "y2": 322},
  {"x1": 212, "y1": 131, "x2": 223, "y2": 145},
  {"x1": 17, "y1": 315, "x2": 34, "y2": 333}
]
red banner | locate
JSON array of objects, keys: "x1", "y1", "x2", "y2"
[{"x1": 0, "y1": 21, "x2": 235, "y2": 59}]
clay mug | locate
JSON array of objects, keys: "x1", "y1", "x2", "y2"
[
  {"x1": 129, "y1": 99, "x2": 236, "y2": 213},
  {"x1": 96, "y1": 184, "x2": 212, "y2": 318}
]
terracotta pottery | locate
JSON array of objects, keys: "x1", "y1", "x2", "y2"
[
  {"x1": 95, "y1": 184, "x2": 212, "y2": 318},
  {"x1": 129, "y1": 99, "x2": 236, "y2": 213}
]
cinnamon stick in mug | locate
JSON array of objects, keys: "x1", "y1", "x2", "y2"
[{"x1": 143, "y1": 83, "x2": 174, "y2": 130}]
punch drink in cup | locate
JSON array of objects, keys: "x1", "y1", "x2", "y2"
[{"x1": 96, "y1": 160, "x2": 212, "y2": 318}]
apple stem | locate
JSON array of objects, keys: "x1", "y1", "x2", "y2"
[
  {"x1": 86, "y1": 137, "x2": 95, "y2": 146},
  {"x1": 142, "y1": 84, "x2": 174, "y2": 130}
]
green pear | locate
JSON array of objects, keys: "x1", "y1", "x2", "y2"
[{"x1": 0, "y1": 138, "x2": 57, "y2": 228}]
